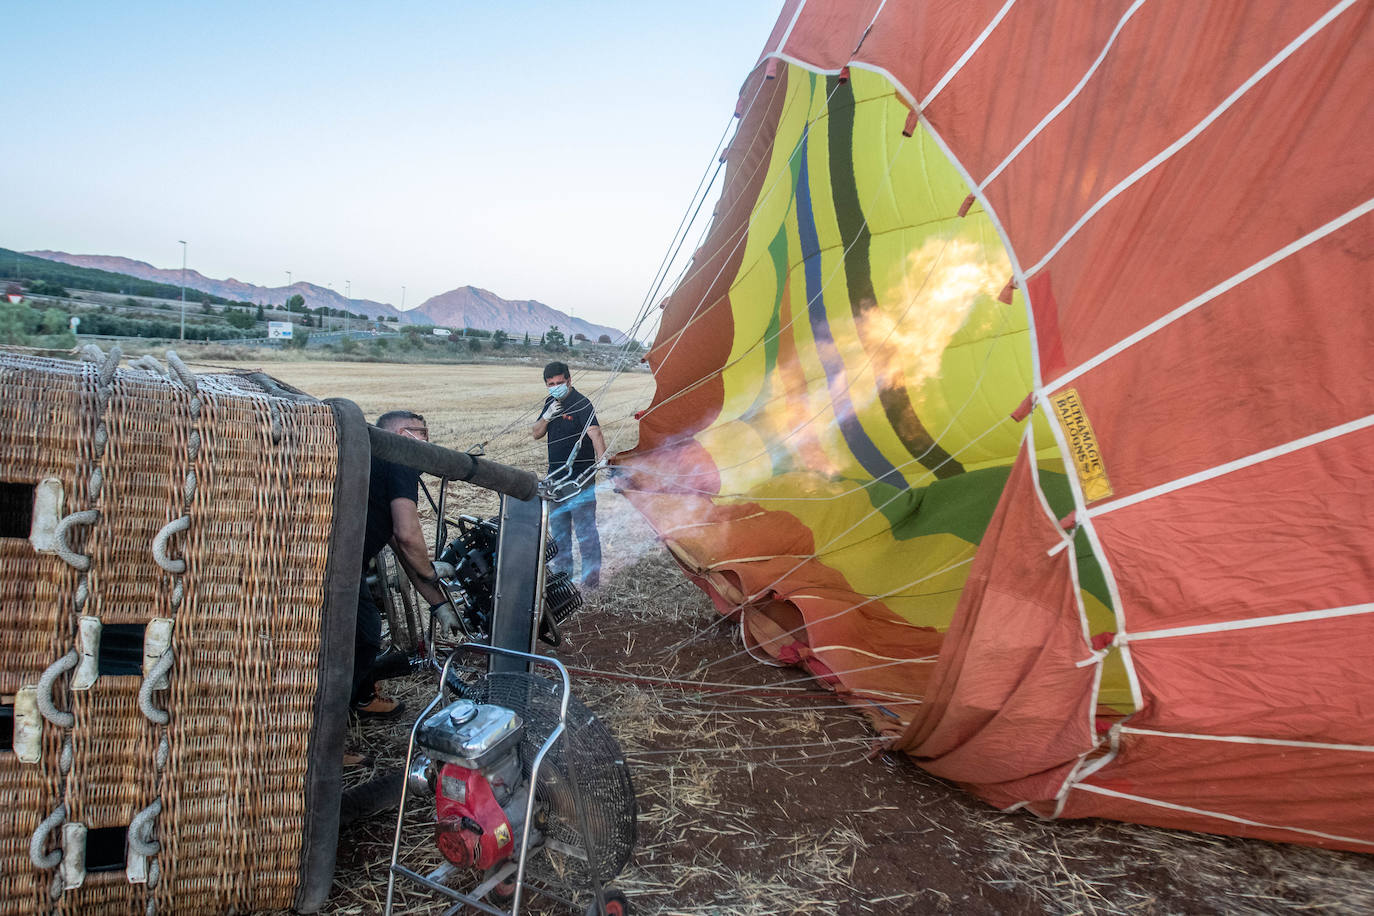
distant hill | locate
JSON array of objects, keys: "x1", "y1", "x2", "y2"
[
  {"x1": 417, "y1": 286, "x2": 624, "y2": 342},
  {"x1": 1, "y1": 247, "x2": 235, "y2": 304},
  {"x1": 24, "y1": 250, "x2": 396, "y2": 320},
  {"x1": 23, "y1": 250, "x2": 628, "y2": 341}
]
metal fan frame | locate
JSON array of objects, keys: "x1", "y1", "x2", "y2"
[{"x1": 385, "y1": 643, "x2": 626, "y2": 916}]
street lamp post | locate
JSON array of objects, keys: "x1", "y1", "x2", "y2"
[
  {"x1": 345, "y1": 280, "x2": 351, "y2": 334},
  {"x1": 178, "y1": 240, "x2": 187, "y2": 340}
]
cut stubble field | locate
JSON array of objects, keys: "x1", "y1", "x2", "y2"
[
  {"x1": 199, "y1": 358, "x2": 1372, "y2": 915},
  {"x1": 249, "y1": 359, "x2": 655, "y2": 477}
]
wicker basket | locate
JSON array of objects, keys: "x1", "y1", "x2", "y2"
[{"x1": 0, "y1": 352, "x2": 365, "y2": 914}]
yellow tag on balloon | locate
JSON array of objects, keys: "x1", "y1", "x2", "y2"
[{"x1": 1049, "y1": 388, "x2": 1114, "y2": 502}]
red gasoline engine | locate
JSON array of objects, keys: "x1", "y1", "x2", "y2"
[
  {"x1": 412, "y1": 698, "x2": 530, "y2": 870},
  {"x1": 399, "y1": 668, "x2": 638, "y2": 913}
]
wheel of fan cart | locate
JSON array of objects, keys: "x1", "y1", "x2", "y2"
[{"x1": 584, "y1": 888, "x2": 629, "y2": 916}]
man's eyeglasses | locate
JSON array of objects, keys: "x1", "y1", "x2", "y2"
[{"x1": 397, "y1": 425, "x2": 429, "y2": 439}]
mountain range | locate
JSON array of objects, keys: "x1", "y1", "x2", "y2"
[{"x1": 25, "y1": 251, "x2": 626, "y2": 342}]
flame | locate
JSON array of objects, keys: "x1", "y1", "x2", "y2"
[
  {"x1": 626, "y1": 234, "x2": 1008, "y2": 507},
  {"x1": 861, "y1": 236, "x2": 1008, "y2": 395}
]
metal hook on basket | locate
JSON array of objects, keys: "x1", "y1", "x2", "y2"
[
  {"x1": 138, "y1": 650, "x2": 175, "y2": 725},
  {"x1": 51, "y1": 509, "x2": 99, "y2": 570},
  {"x1": 151, "y1": 516, "x2": 191, "y2": 574},
  {"x1": 36, "y1": 650, "x2": 79, "y2": 728},
  {"x1": 29, "y1": 803, "x2": 67, "y2": 870}
]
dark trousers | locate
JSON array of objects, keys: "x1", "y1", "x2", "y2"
[
  {"x1": 352, "y1": 577, "x2": 383, "y2": 706},
  {"x1": 549, "y1": 483, "x2": 600, "y2": 587}
]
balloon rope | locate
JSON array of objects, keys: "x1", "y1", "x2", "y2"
[
  {"x1": 634, "y1": 409, "x2": 1020, "y2": 671},
  {"x1": 611, "y1": 699, "x2": 911, "y2": 716},
  {"x1": 626, "y1": 737, "x2": 873, "y2": 757},
  {"x1": 562, "y1": 62, "x2": 786, "y2": 445},
  {"x1": 544, "y1": 68, "x2": 838, "y2": 476},
  {"x1": 627, "y1": 116, "x2": 915, "y2": 438},
  {"x1": 563, "y1": 665, "x2": 832, "y2": 697},
  {"x1": 500, "y1": 276, "x2": 1013, "y2": 484},
  {"x1": 467, "y1": 63, "x2": 781, "y2": 472},
  {"x1": 606, "y1": 55, "x2": 780, "y2": 365},
  {"x1": 623, "y1": 223, "x2": 988, "y2": 473},
  {"x1": 626, "y1": 368, "x2": 1021, "y2": 637},
  {"x1": 619, "y1": 70, "x2": 858, "y2": 427},
  {"x1": 634, "y1": 755, "x2": 872, "y2": 771},
  {"x1": 614, "y1": 307, "x2": 1019, "y2": 512},
  {"x1": 681, "y1": 555, "x2": 977, "y2": 679},
  {"x1": 635, "y1": 42, "x2": 892, "y2": 379},
  {"x1": 615, "y1": 65, "x2": 831, "y2": 373},
  {"x1": 461, "y1": 63, "x2": 854, "y2": 476},
  {"x1": 458, "y1": 75, "x2": 760, "y2": 455}
]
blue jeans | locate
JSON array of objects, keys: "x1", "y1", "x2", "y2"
[{"x1": 549, "y1": 483, "x2": 600, "y2": 587}]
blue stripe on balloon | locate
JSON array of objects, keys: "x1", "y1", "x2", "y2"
[{"x1": 794, "y1": 135, "x2": 907, "y2": 490}]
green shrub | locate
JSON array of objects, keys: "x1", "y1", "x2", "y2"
[
  {"x1": 40, "y1": 308, "x2": 70, "y2": 334},
  {"x1": 0, "y1": 302, "x2": 36, "y2": 343},
  {"x1": 28, "y1": 279, "x2": 70, "y2": 298},
  {"x1": 543, "y1": 326, "x2": 567, "y2": 352},
  {"x1": 35, "y1": 331, "x2": 76, "y2": 349}
]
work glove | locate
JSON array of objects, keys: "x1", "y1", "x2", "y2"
[
  {"x1": 540, "y1": 399, "x2": 564, "y2": 422},
  {"x1": 429, "y1": 600, "x2": 463, "y2": 638},
  {"x1": 418, "y1": 561, "x2": 455, "y2": 588}
]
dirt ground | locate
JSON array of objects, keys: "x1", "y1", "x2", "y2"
[
  {"x1": 327, "y1": 535, "x2": 1373, "y2": 916},
  {"x1": 208, "y1": 356, "x2": 1372, "y2": 915}
]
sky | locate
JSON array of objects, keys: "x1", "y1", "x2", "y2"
[{"x1": 4, "y1": 1, "x2": 785, "y2": 329}]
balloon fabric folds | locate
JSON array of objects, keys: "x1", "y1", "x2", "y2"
[{"x1": 617, "y1": 0, "x2": 1374, "y2": 851}]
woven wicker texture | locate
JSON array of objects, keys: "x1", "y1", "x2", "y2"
[
  {"x1": 0, "y1": 354, "x2": 340, "y2": 914},
  {"x1": 66, "y1": 372, "x2": 182, "y2": 904},
  {"x1": 0, "y1": 357, "x2": 92, "y2": 915}
]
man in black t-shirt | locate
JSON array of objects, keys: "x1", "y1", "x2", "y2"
[
  {"x1": 353, "y1": 410, "x2": 456, "y2": 718},
  {"x1": 531, "y1": 361, "x2": 606, "y2": 588}
]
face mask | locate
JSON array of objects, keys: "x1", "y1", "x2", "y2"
[{"x1": 547, "y1": 383, "x2": 569, "y2": 399}]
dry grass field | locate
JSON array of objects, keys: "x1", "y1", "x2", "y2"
[
  {"x1": 228, "y1": 358, "x2": 655, "y2": 473},
  {"x1": 183, "y1": 355, "x2": 1372, "y2": 915}
]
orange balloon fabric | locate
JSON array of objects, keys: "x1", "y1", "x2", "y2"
[{"x1": 623, "y1": 0, "x2": 1373, "y2": 851}]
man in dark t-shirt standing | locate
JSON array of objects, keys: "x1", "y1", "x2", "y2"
[
  {"x1": 353, "y1": 410, "x2": 456, "y2": 717},
  {"x1": 531, "y1": 361, "x2": 606, "y2": 588}
]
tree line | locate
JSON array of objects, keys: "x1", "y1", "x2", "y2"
[{"x1": 0, "y1": 247, "x2": 237, "y2": 304}]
